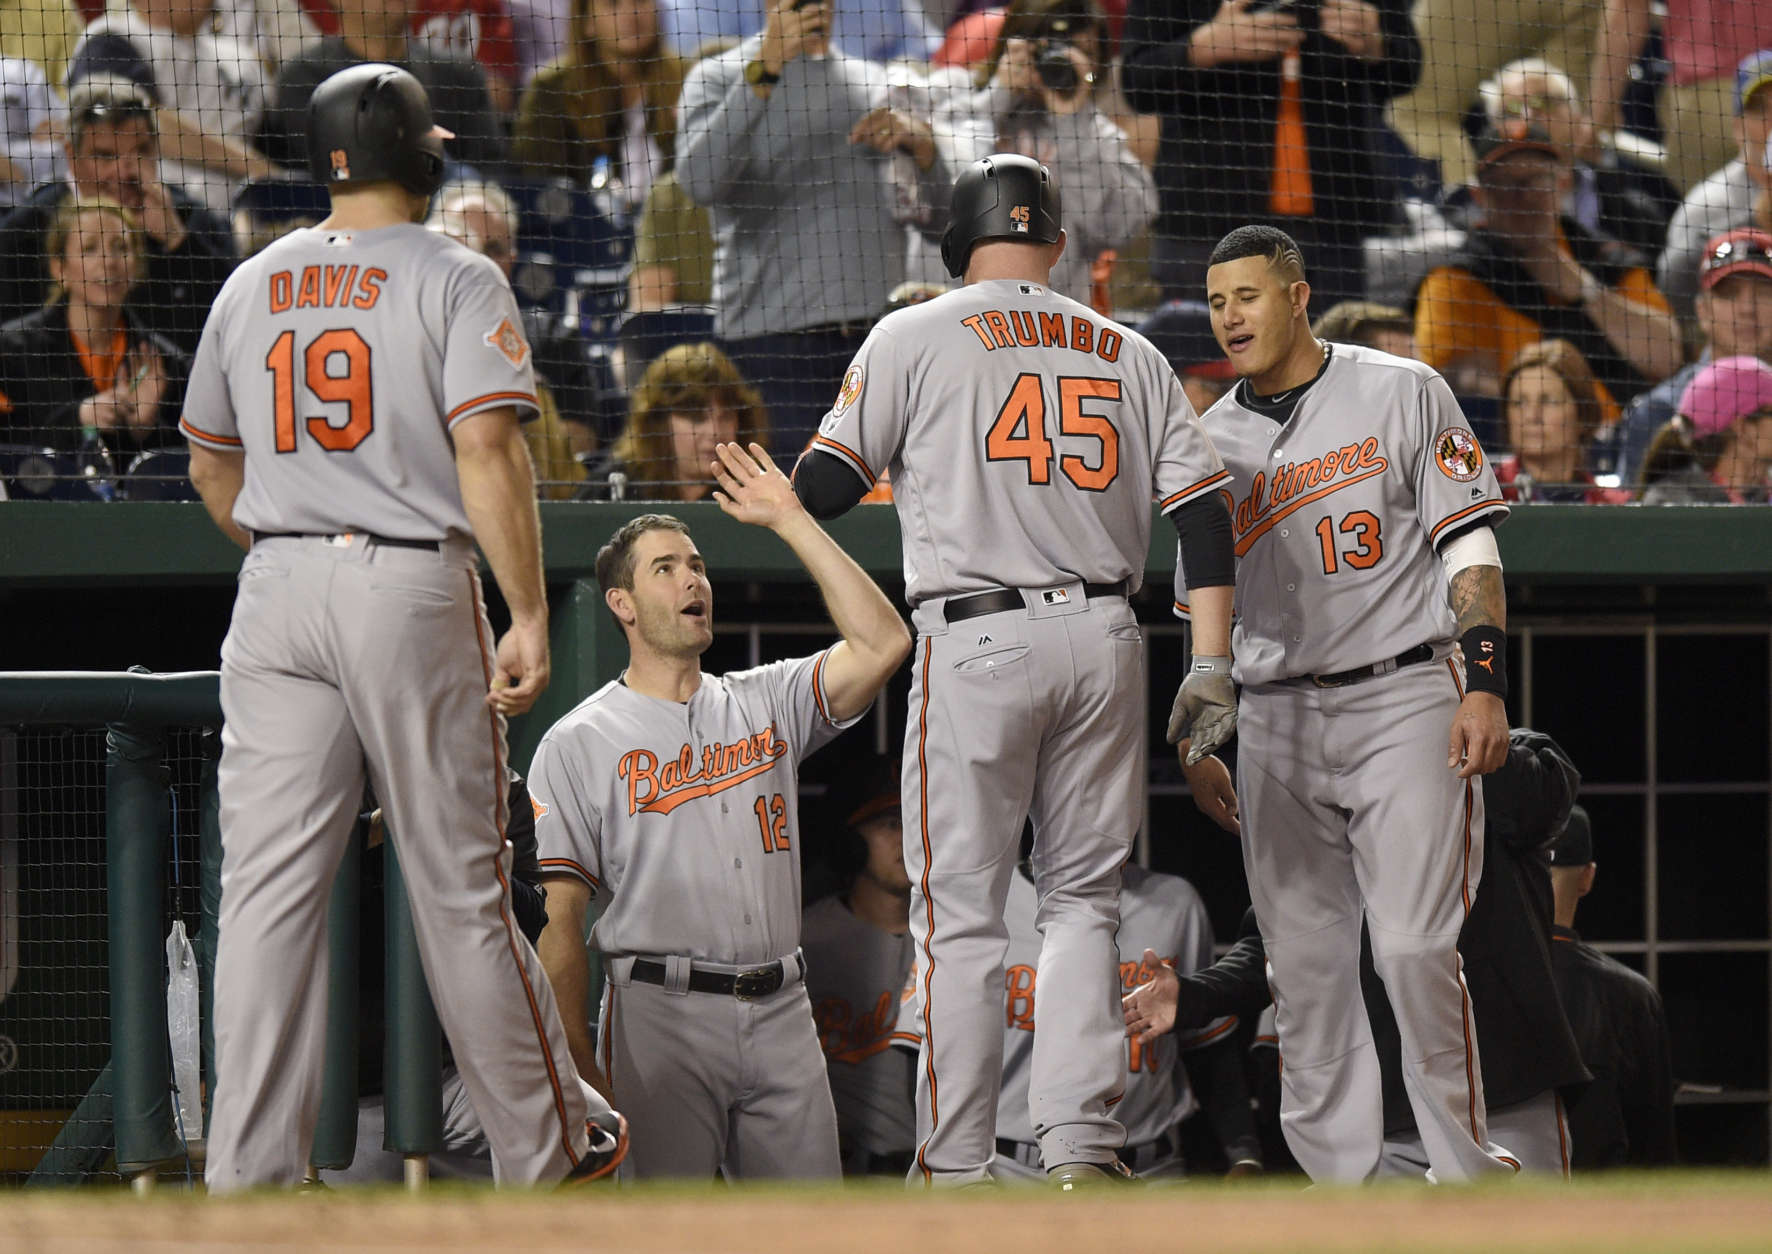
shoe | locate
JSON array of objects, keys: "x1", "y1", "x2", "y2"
[
  {"x1": 1048, "y1": 1159, "x2": 1136, "y2": 1191},
  {"x1": 562, "y1": 1110, "x2": 629, "y2": 1185}
]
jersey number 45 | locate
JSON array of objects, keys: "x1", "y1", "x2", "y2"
[
  {"x1": 985, "y1": 373, "x2": 1121, "y2": 492},
  {"x1": 266, "y1": 328, "x2": 374, "y2": 453}
]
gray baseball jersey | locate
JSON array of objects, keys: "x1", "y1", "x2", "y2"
[
  {"x1": 1172, "y1": 343, "x2": 1507, "y2": 683},
  {"x1": 802, "y1": 895, "x2": 917, "y2": 1165},
  {"x1": 181, "y1": 223, "x2": 538, "y2": 540},
  {"x1": 1173, "y1": 342, "x2": 1517, "y2": 1185},
  {"x1": 811, "y1": 278, "x2": 1228, "y2": 605},
  {"x1": 528, "y1": 652, "x2": 863, "y2": 1180},
  {"x1": 190, "y1": 224, "x2": 604, "y2": 1192},
  {"x1": 807, "y1": 277, "x2": 1227, "y2": 1185}
]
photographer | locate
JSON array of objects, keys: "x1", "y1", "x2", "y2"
[{"x1": 908, "y1": 0, "x2": 1155, "y2": 307}]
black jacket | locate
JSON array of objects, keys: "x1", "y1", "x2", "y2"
[
  {"x1": 0, "y1": 302, "x2": 189, "y2": 453},
  {"x1": 0, "y1": 180, "x2": 236, "y2": 355},
  {"x1": 1551, "y1": 925, "x2": 1677, "y2": 1169},
  {"x1": 1121, "y1": 0, "x2": 1421, "y2": 244},
  {"x1": 1171, "y1": 730, "x2": 1592, "y2": 1134}
]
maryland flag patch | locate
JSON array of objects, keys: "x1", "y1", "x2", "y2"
[
  {"x1": 484, "y1": 316, "x2": 530, "y2": 369},
  {"x1": 1434, "y1": 427, "x2": 1484, "y2": 482}
]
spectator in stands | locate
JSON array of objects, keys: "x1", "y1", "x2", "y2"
[
  {"x1": 904, "y1": 0, "x2": 1155, "y2": 308},
  {"x1": 576, "y1": 340, "x2": 771, "y2": 501},
  {"x1": 1639, "y1": 354, "x2": 1772, "y2": 503},
  {"x1": 510, "y1": 0, "x2": 572, "y2": 84},
  {"x1": 1548, "y1": 805, "x2": 1678, "y2": 1169},
  {"x1": 428, "y1": 180, "x2": 594, "y2": 500},
  {"x1": 659, "y1": 0, "x2": 943, "y2": 63},
  {"x1": 1137, "y1": 297, "x2": 1236, "y2": 415},
  {"x1": 0, "y1": 197, "x2": 187, "y2": 454},
  {"x1": 1388, "y1": 0, "x2": 1600, "y2": 193},
  {"x1": 675, "y1": 0, "x2": 953, "y2": 449},
  {"x1": 1472, "y1": 57, "x2": 1681, "y2": 263},
  {"x1": 1, "y1": 57, "x2": 65, "y2": 211},
  {"x1": 1658, "y1": 50, "x2": 1772, "y2": 326},
  {"x1": 1587, "y1": 0, "x2": 1772, "y2": 196},
  {"x1": 513, "y1": 0, "x2": 688, "y2": 213},
  {"x1": 0, "y1": 77, "x2": 235, "y2": 356},
  {"x1": 1311, "y1": 299, "x2": 1417, "y2": 358},
  {"x1": 1121, "y1": 0, "x2": 1422, "y2": 316},
  {"x1": 1496, "y1": 338, "x2": 1632, "y2": 502},
  {"x1": 1614, "y1": 228, "x2": 1772, "y2": 482},
  {"x1": 66, "y1": 0, "x2": 274, "y2": 215},
  {"x1": 627, "y1": 169, "x2": 713, "y2": 314},
  {"x1": 257, "y1": 0, "x2": 510, "y2": 182},
  {"x1": 3, "y1": 0, "x2": 83, "y2": 87},
  {"x1": 410, "y1": 0, "x2": 523, "y2": 117},
  {"x1": 1414, "y1": 119, "x2": 1683, "y2": 422}
]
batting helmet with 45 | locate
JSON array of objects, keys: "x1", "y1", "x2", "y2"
[
  {"x1": 939, "y1": 154, "x2": 1063, "y2": 279},
  {"x1": 306, "y1": 63, "x2": 454, "y2": 198}
]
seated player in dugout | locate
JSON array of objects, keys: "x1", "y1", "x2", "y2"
[
  {"x1": 801, "y1": 757, "x2": 918, "y2": 1177},
  {"x1": 527, "y1": 462, "x2": 912, "y2": 1182}
]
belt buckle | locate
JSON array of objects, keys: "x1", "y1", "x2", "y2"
[
  {"x1": 1311, "y1": 672, "x2": 1348, "y2": 689},
  {"x1": 733, "y1": 966, "x2": 779, "y2": 1001},
  {"x1": 324, "y1": 532, "x2": 356, "y2": 548}
]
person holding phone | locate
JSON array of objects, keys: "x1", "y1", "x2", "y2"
[{"x1": 1121, "y1": 0, "x2": 1422, "y2": 314}]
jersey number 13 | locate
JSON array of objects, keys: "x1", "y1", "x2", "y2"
[{"x1": 266, "y1": 328, "x2": 374, "y2": 453}]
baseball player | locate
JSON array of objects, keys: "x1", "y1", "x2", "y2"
[
  {"x1": 801, "y1": 760, "x2": 919, "y2": 1176},
  {"x1": 792, "y1": 153, "x2": 1239, "y2": 1187},
  {"x1": 528, "y1": 454, "x2": 912, "y2": 1181},
  {"x1": 182, "y1": 64, "x2": 624, "y2": 1191},
  {"x1": 987, "y1": 859, "x2": 1245, "y2": 1181},
  {"x1": 1171, "y1": 224, "x2": 1516, "y2": 1183}
]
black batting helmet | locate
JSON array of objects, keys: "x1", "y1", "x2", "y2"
[
  {"x1": 306, "y1": 63, "x2": 453, "y2": 197},
  {"x1": 939, "y1": 154, "x2": 1062, "y2": 278}
]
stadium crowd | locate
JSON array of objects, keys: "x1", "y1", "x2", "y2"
[{"x1": 0, "y1": 0, "x2": 1768, "y2": 502}]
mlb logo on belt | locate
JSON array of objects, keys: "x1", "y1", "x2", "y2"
[{"x1": 1040, "y1": 588, "x2": 1070, "y2": 606}]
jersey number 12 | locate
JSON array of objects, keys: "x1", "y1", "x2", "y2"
[{"x1": 266, "y1": 328, "x2": 374, "y2": 453}]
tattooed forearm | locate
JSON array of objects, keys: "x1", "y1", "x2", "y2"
[{"x1": 1449, "y1": 564, "x2": 1506, "y2": 635}]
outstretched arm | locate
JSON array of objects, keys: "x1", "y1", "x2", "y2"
[{"x1": 713, "y1": 442, "x2": 911, "y2": 720}]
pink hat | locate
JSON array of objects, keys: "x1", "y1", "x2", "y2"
[{"x1": 1679, "y1": 356, "x2": 1772, "y2": 439}]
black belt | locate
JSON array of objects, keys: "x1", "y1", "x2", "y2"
[
  {"x1": 945, "y1": 580, "x2": 1129, "y2": 624},
  {"x1": 793, "y1": 319, "x2": 872, "y2": 338},
  {"x1": 1310, "y1": 643, "x2": 1435, "y2": 689},
  {"x1": 629, "y1": 957, "x2": 787, "y2": 1000},
  {"x1": 254, "y1": 531, "x2": 440, "y2": 552},
  {"x1": 994, "y1": 1132, "x2": 1173, "y2": 1172}
]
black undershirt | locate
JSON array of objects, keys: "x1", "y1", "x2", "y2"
[{"x1": 1235, "y1": 341, "x2": 1335, "y2": 426}]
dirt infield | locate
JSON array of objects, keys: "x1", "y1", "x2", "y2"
[{"x1": 5, "y1": 1174, "x2": 1772, "y2": 1254}]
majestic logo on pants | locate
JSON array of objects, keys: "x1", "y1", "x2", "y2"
[{"x1": 618, "y1": 726, "x2": 789, "y2": 815}]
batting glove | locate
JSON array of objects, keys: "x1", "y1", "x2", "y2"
[{"x1": 1167, "y1": 655, "x2": 1237, "y2": 763}]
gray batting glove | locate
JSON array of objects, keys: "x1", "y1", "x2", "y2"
[{"x1": 1167, "y1": 655, "x2": 1237, "y2": 764}]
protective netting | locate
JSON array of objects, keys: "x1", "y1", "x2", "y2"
[
  {"x1": 0, "y1": 725, "x2": 207, "y2": 1183},
  {"x1": 0, "y1": 1, "x2": 1769, "y2": 503}
]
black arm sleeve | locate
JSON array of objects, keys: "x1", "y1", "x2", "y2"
[
  {"x1": 505, "y1": 776, "x2": 550, "y2": 945},
  {"x1": 1170, "y1": 492, "x2": 1235, "y2": 591},
  {"x1": 1172, "y1": 910, "x2": 1271, "y2": 1030},
  {"x1": 1180, "y1": 1033, "x2": 1263, "y2": 1167},
  {"x1": 792, "y1": 447, "x2": 870, "y2": 520}
]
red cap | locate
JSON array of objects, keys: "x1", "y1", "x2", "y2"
[{"x1": 1699, "y1": 228, "x2": 1772, "y2": 290}]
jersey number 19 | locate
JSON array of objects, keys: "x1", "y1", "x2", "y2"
[{"x1": 266, "y1": 328, "x2": 375, "y2": 453}]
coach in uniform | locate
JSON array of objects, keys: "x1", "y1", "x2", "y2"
[
  {"x1": 794, "y1": 153, "x2": 1238, "y2": 1188},
  {"x1": 183, "y1": 65, "x2": 624, "y2": 1191},
  {"x1": 529, "y1": 471, "x2": 911, "y2": 1181},
  {"x1": 1173, "y1": 224, "x2": 1517, "y2": 1183}
]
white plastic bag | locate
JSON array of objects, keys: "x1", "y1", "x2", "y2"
[{"x1": 165, "y1": 920, "x2": 203, "y2": 1148}]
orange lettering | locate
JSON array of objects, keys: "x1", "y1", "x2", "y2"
[
  {"x1": 295, "y1": 266, "x2": 322, "y2": 309},
  {"x1": 352, "y1": 267, "x2": 386, "y2": 310},
  {"x1": 1320, "y1": 450, "x2": 1340, "y2": 478},
  {"x1": 961, "y1": 313, "x2": 995, "y2": 350},
  {"x1": 1096, "y1": 327, "x2": 1121, "y2": 362},
  {"x1": 1005, "y1": 965, "x2": 1037, "y2": 1031},
  {"x1": 269, "y1": 270, "x2": 292, "y2": 313},
  {"x1": 1071, "y1": 316, "x2": 1092, "y2": 355},
  {"x1": 322, "y1": 264, "x2": 356, "y2": 307},
  {"x1": 1038, "y1": 311, "x2": 1068, "y2": 348},
  {"x1": 982, "y1": 310, "x2": 1014, "y2": 348},
  {"x1": 619, "y1": 749, "x2": 659, "y2": 814},
  {"x1": 1360, "y1": 437, "x2": 1381, "y2": 466},
  {"x1": 1009, "y1": 310, "x2": 1039, "y2": 346},
  {"x1": 1299, "y1": 457, "x2": 1324, "y2": 488}
]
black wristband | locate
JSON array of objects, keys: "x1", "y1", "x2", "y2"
[{"x1": 1460, "y1": 625, "x2": 1508, "y2": 699}]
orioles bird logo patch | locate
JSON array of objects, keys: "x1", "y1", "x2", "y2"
[
  {"x1": 329, "y1": 148, "x2": 350, "y2": 181},
  {"x1": 484, "y1": 316, "x2": 530, "y2": 368},
  {"x1": 1434, "y1": 427, "x2": 1484, "y2": 482},
  {"x1": 531, "y1": 796, "x2": 550, "y2": 821}
]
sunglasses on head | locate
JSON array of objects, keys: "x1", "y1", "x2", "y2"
[{"x1": 1705, "y1": 237, "x2": 1772, "y2": 270}]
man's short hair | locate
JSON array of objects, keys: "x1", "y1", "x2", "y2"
[
  {"x1": 595, "y1": 514, "x2": 692, "y2": 626},
  {"x1": 1208, "y1": 225, "x2": 1306, "y2": 284},
  {"x1": 66, "y1": 75, "x2": 156, "y2": 151},
  {"x1": 1312, "y1": 300, "x2": 1412, "y2": 348},
  {"x1": 429, "y1": 179, "x2": 519, "y2": 241}
]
